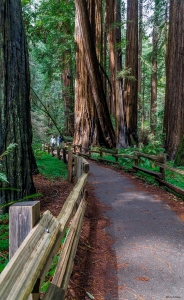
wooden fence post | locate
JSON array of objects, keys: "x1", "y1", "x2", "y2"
[
  {"x1": 9, "y1": 201, "x2": 40, "y2": 299},
  {"x1": 68, "y1": 150, "x2": 73, "y2": 183},
  {"x1": 160, "y1": 153, "x2": 166, "y2": 180},
  {"x1": 89, "y1": 147, "x2": 91, "y2": 158},
  {"x1": 115, "y1": 149, "x2": 118, "y2": 162},
  {"x1": 57, "y1": 147, "x2": 61, "y2": 160},
  {"x1": 63, "y1": 147, "x2": 67, "y2": 163},
  {"x1": 134, "y1": 151, "x2": 139, "y2": 166},
  {"x1": 9, "y1": 201, "x2": 40, "y2": 258}
]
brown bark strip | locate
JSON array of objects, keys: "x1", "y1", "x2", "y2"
[{"x1": 75, "y1": 0, "x2": 115, "y2": 148}]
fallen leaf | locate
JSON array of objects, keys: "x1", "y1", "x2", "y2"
[
  {"x1": 86, "y1": 291, "x2": 95, "y2": 299},
  {"x1": 135, "y1": 277, "x2": 149, "y2": 281}
]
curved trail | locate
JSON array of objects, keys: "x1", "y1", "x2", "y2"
[{"x1": 88, "y1": 161, "x2": 184, "y2": 300}]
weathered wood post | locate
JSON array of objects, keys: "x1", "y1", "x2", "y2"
[
  {"x1": 51, "y1": 146, "x2": 54, "y2": 156},
  {"x1": 115, "y1": 149, "x2": 118, "y2": 162},
  {"x1": 63, "y1": 146, "x2": 67, "y2": 163},
  {"x1": 134, "y1": 151, "x2": 139, "y2": 167},
  {"x1": 160, "y1": 153, "x2": 166, "y2": 180},
  {"x1": 9, "y1": 201, "x2": 40, "y2": 259},
  {"x1": 57, "y1": 147, "x2": 61, "y2": 160},
  {"x1": 9, "y1": 201, "x2": 40, "y2": 300},
  {"x1": 47, "y1": 145, "x2": 50, "y2": 154},
  {"x1": 9, "y1": 201, "x2": 41, "y2": 299},
  {"x1": 68, "y1": 150, "x2": 73, "y2": 183}
]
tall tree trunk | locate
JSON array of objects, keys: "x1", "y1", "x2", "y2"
[
  {"x1": 164, "y1": 0, "x2": 184, "y2": 159},
  {"x1": 106, "y1": 0, "x2": 116, "y2": 116},
  {"x1": 62, "y1": 53, "x2": 74, "y2": 137},
  {"x1": 74, "y1": 0, "x2": 115, "y2": 148},
  {"x1": 124, "y1": 0, "x2": 138, "y2": 145},
  {"x1": 105, "y1": 0, "x2": 127, "y2": 148},
  {"x1": 74, "y1": 0, "x2": 100, "y2": 148},
  {"x1": 115, "y1": 0, "x2": 128, "y2": 148},
  {"x1": 138, "y1": 0, "x2": 143, "y2": 108},
  {"x1": 0, "y1": 0, "x2": 36, "y2": 205},
  {"x1": 150, "y1": 0, "x2": 159, "y2": 136}
]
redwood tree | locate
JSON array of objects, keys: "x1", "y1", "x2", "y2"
[
  {"x1": 74, "y1": 0, "x2": 115, "y2": 148},
  {"x1": 150, "y1": 0, "x2": 159, "y2": 136},
  {"x1": 106, "y1": 0, "x2": 127, "y2": 148},
  {"x1": 164, "y1": 0, "x2": 184, "y2": 160},
  {"x1": 124, "y1": 0, "x2": 138, "y2": 145},
  {"x1": 0, "y1": 0, "x2": 36, "y2": 205}
]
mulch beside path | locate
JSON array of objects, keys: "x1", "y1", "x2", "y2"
[{"x1": 33, "y1": 167, "x2": 184, "y2": 300}]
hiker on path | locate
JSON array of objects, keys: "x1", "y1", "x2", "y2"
[
  {"x1": 57, "y1": 135, "x2": 62, "y2": 147},
  {"x1": 50, "y1": 135, "x2": 56, "y2": 147}
]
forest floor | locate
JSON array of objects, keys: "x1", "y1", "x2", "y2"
[{"x1": 34, "y1": 161, "x2": 184, "y2": 300}]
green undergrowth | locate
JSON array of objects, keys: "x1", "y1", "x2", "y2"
[
  {"x1": 35, "y1": 150, "x2": 68, "y2": 180},
  {"x1": 0, "y1": 214, "x2": 9, "y2": 273}
]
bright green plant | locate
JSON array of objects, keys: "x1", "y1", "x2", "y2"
[
  {"x1": 0, "y1": 144, "x2": 17, "y2": 183},
  {"x1": 0, "y1": 214, "x2": 9, "y2": 273},
  {"x1": 35, "y1": 150, "x2": 68, "y2": 180}
]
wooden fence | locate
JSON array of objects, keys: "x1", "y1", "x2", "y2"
[
  {"x1": 74, "y1": 144, "x2": 184, "y2": 198},
  {"x1": 0, "y1": 155, "x2": 89, "y2": 300}
]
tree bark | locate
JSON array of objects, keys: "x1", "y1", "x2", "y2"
[
  {"x1": 124, "y1": 0, "x2": 138, "y2": 145},
  {"x1": 74, "y1": 0, "x2": 115, "y2": 148},
  {"x1": 62, "y1": 53, "x2": 74, "y2": 137},
  {"x1": 150, "y1": 0, "x2": 159, "y2": 136},
  {"x1": 0, "y1": 0, "x2": 36, "y2": 205},
  {"x1": 164, "y1": 0, "x2": 184, "y2": 160}
]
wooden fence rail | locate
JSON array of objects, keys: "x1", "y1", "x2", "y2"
[
  {"x1": 0, "y1": 156, "x2": 89, "y2": 300},
  {"x1": 76, "y1": 145, "x2": 184, "y2": 198}
]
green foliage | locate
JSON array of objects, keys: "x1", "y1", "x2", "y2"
[
  {"x1": 0, "y1": 144, "x2": 18, "y2": 183},
  {"x1": 0, "y1": 214, "x2": 9, "y2": 273},
  {"x1": 35, "y1": 150, "x2": 68, "y2": 180},
  {"x1": 0, "y1": 193, "x2": 42, "y2": 209},
  {"x1": 23, "y1": 0, "x2": 75, "y2": 141}
]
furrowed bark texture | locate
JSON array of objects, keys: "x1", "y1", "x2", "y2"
[
  {"x1": 104, "y1": 0, "x2": 127, "y2": 148},
  {"x1": 150, "y1": 0, "x2": 159, "y2": 136},
  {"x1": 74, "y1": 0, "x2": 99, "y2": 148},
  {"x1": 62, "y1": 55, "x2": 74, "y2": 137},
  {"x1": 0, "y1": 0, "x2": 36, "y2": 204},
  {"x1": 164, "y1": 0, "x2": 184, "y2": 160},
  {"x1": 124, "y1": 0, "x2": 138, "y2": 145},
  {"x1": 74, "y1": 0, "x2": 115, "y2": 148}
]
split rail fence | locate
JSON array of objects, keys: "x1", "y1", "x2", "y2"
[
  {"x1": 0, "y1": 154, "x2": 89, "y2": 300},
  {"x1": 74, "y1": 144, "x2": 184, "y2": 198}
]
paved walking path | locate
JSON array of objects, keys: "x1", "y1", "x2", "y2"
[{"x1": 88, "y1": 161, "x2": 184, "y2": 300}]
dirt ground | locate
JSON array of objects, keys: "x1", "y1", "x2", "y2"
[{"x1": 33, "y1": 165, "x2": 184, "y2": 300}]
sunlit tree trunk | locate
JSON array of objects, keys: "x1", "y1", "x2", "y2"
[
  {"x1": 0, "y1": 0, "x2": 36, "y2": 205},
  {"x1": 164, "y1": 0, "x2": 184, "y2": 159},
  {"x1": 74, "y1": 0, "x2": 115, "y2": 148},
  {"x1": 124, "y1": 0, "x2": 138, "y2": 145}
]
